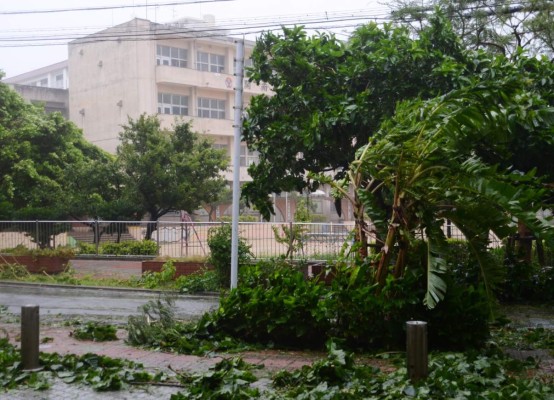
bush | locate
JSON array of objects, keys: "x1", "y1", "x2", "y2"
[
  {"x1": 198, "y1": 259, "x2": 330, "y2": 348},
  {"x1": 99, "y1": 240, "x2": 158, "y2": 256},
  {"x1": 77, "y1": 242, "x2": 97, "y2": 255},
  {"x1": 323, "y1": 269, "x2": 422, "y2": 350},
  {"x1": 0, "y1": 245, "x2": 75, "y2": 258},
  {"x1": 197, "y1": 259, "x2": 491, "y2": 351},
  {"x1": 175, "y1": 269, "x2": 219, "y2": 293},
  {"x1": 138, "y1": 260, "x2": 176, "y2": 289},
  {"x1": 207, "y1": 224, "x2": 252, "y2": 288},
  {"x1": 486, "y1": 242, "x2": 554, "y2": 303}
]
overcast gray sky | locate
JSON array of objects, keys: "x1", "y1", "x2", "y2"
[{"x1": 0, "y1": 0, "x2": 389, "y2": 79}]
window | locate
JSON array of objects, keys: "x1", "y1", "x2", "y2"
[
  {"x1": 240, "y1": 145, "x2": 259, "y2": 167},
  {"x1": 156, "y1": 45, "x2": 187, "y2": 68},
  {"x1": 54, "y1": 74, "x2": 64, "y2": 88},
  {"x1": 157, "y1": 93, "x2": 188, "y2": 115},
  {"x1": 196, "y1": 51, "x2": 225, "y2": 73},
  {"x1": 197, "y1": 98, "x2": 225, "y2": 119}
]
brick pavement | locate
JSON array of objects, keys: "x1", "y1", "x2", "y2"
[
  {"x1": 1, "y1": 259, "x2": 326, "y2": 398},
  {"x1": 0, "y1": 322, "x2": 323, "y2": 399}
]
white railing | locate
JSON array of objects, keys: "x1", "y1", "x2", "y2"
[{"x1": 0, "y1": 220, "x2": 356, "y2": 260}]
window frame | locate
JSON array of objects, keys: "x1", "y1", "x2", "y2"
[
  {"x1": 157, "y1": 92, "x2": 189, "y2": 116},
  {"x1": 156, "y1": 45, "x2": 187, "y2": 68},
  {"x1": 196, "y1": 51, "x2": 225, "y2": 73},
  {"x1": 197, "y1": 97, "x2": 225, "y2": 119}
]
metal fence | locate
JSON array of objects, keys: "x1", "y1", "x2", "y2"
[{"x1": 0, "y1": 220, "x2": 356, "y2": 260}]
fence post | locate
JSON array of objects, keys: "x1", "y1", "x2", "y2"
[
  {"x1": 156, "y1": 220, "x2": 160, "y2": 256},
  {"x1": 21, "y1": 305, "x2": 41, "y2": 371},
  {"x1": 35, "y1": 220, "x2": 39, "y2": 247},
  {"x1": 94, "y1": 219, "x2": 99, "y2": 255},
  {"x1": 289, "y1": 221, "x2": 294, "y2": 260},
  {"x1": 406, "y1": 321, "x2": 428, "y2": 382}
]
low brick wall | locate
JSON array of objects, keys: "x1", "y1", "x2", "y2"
[
  {"x1": 1, "y1": 255, "x2": 69, "y2": 274},
  {"x1": 142, "y1": 260, "x2": 212, "y2": 277}
]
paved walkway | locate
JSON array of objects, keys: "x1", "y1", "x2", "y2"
[
  {"x1": 1, "y1": 322, "x2": 322, "y2": 399},
  {"x1": 1, "y1": 258, "x2": 322, "y2": 398},
  {"x1": 2, "y1": 260, "x2": 553, "y2": 399}
]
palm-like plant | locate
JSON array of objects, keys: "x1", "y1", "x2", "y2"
[{"x1": 335, "y1": 76, "x2": 554, "y2": 308}]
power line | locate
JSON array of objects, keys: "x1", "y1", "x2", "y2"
[
  {"x1": 0, "y1": 0, "x2": 234, "y2": 15},
  {"x1": 0, "y1": 10, "x2": 389, "y2": 47}
]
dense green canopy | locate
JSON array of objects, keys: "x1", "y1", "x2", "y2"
[
  {"x1": 0, "y1": 78, "x2": 113, "y2": 221},
  {"x1": 117, "y1": 114, "x2": 228, "y2": 238}
]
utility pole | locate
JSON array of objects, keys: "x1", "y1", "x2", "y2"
[{"x1": 230, "y1": 39, "x2": 244, "y2": 289}]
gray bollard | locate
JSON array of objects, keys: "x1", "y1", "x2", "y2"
[
  {"x1": 406, "y1": 320, "x2": 428, "y2": 382},
  {"x1": 21, "y1": 305, "x2": 41, "y2": 371}
]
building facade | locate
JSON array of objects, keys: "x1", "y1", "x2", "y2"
[
  {"x1": 3, "y1": 60, "x2": 69, "y2": 117},
  {"x1": 4, "y1": 17, "x2": 352, "y2": 222},
  {"x1": 68, "y1": 17, "x2": 268, "y2": 186}
]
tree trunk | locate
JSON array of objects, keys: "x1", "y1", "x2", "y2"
[
  {"x1": 352, "y1": 192, "x2": 368, "y2": 258},
  {"x1": 145, "y1": 217, "x2": 158, "y2": 240},
  {"x1": 517, "y1": 220, "x2": 533, "y2": 264},
  {"x1": 393, "y1": 238, "x2": 408, "y2": 278}
]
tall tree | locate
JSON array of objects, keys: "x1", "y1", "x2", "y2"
[
  {"x1": 117, "y1": 114, "x2": 228, "y2": 239},
  {"x1": 242, "y1": 16, "x2": 465, "y2": 220},
  {"x1": 389, "y1": 0, "x2": 554, "y2": 57},
  {"x1": 0, "y1": 79, "x2": 110, "y2": 220},
  {"x1": 318, "y1": 68, "x2": 554, "y2": 308}
]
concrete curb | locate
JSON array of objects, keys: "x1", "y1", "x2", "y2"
[{"x1": 0, "y1": 280, "x2": 219, "y2": 299}]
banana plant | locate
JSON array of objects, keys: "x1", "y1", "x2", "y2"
[{"x1": 328, "y1": 76, "x2": 554, "y2": 308}]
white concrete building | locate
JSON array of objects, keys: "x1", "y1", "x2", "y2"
[
  {"x1": 4, "y1": 17, "x2": 351, "y2": 222},
  {"x1": 3, "y1": 61, "x2": 69, "y2": 117},
  {"x1": 67, "y1": 17, "x2": 267, "y2": 185},
  {"x1": 3, "y1": 60, "x2": 69, "y2": 90}
]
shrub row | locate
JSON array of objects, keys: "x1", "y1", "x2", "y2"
[
  {"x1": 196, "y1": 259, "x2": 491, "y2": 351},
  {"x1": 77, "y1": 240, "x2": 158, "y2": 256}
]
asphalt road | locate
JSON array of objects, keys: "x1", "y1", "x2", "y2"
[{"x1": 0, "y1": 282, "x2": 219, "y2": 323}]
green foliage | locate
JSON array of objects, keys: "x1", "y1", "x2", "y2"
[
  {"x1": 127, "y1": 296, "x2": 178, "y2": 347},
  {"x1": 100, "y1": 240, "x2": 158, "y2": 256},
  {"x1": 0, "y1": 245, "x2": 75, "y2": 258},
  {"x1": 0, "y1": 80, "x2": 118, "y2": 224},
  {"x1": 326, "y1": 266, "x2": 491, "y2": 350},
  {"x1": 207, "y1": 224, "x2": 252, "y2": 288},
  {"x1": 71, "y1": 322, "x2": 118, "y2": 342},
  {"x1": 126, "y1": 296, "x2": 249, "y2": 355},
  {"x1": 342, "y1": 71, "x2": 554, "y2": 307},
  {"x1": 497, "y1": 256, "x2": 554, "y2": 304},
  {"x1": 175, "y1": 269, "x2": 219, "y2": 293},
  {"x1": 242, "y1": 18, "x2": 464, "y2": 218},
  {"x1": 77, "y1": 241, "x2": 97, "y2": 254},
  {"x1": 271, "y1": 225, "x2": 307, "y2": 259},
  {"x1": 492, "y1": 326, "x2": 554, "y2": 351},
  {"x1": 138, "y1": 260, "x2": 176, "y2": 289},
  {"x1": 0, "y1": 338, "x2": 165, "y2": 391},
  {"x1": 0, "y1": 263, "x2": 30, "y2": 279},
  {"x1": 391, "y1": 0, "x2": 554, "y2": 57},
  {"x1": 270, "y1": 347, "x2": 552, "y2": 399},
  {"x1": 194, "y1": 260, "x2": 489, "y2": 351},
  {"x1": 199, "y1": 260, "x2": 329, "y2": 348},
  {"x1": 272, "y1": 198, "x2": 312, "y2": 258},
  {"x1": 171, "y1": 357, "x2": 260, "y2": 400},
  {"x1": 117, "y1": 115, "x2": 228, "y2": 238}
]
